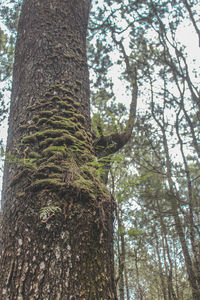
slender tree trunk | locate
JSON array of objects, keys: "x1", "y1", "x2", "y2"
[
  {"x1": 156, "y1": 201, "x2": 178, "y2": 300},
  {"x1": 150, "y1": 83, "x2": 200, "y2": 300},
  {"x1": 0, "y1": 0, "x2": 118, "y2": 299},
  {"x1": 170, "y1": 197, "x2": 199, "y2": 300},
  {"x1": 116, "y1": 205, "x2": 125, "y2": 300},
  {"x1": 124, "y1": 260, "x2": 130, "y2": 300},
  {"x1": 118, "y1": 246, "x2": 125, "y2": 300},
  {"x1": 155, "y1": 232, "x2": 167, "y2": 300},
  {"x1": 134, "y1": 249, "x2": 143, "y2": 300},
  {"x1": 111, "y1": 172, "x2": 129, "y2": 300}
]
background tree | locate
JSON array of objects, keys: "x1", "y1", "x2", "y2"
[{"x1": 89, "y1": 1, "x2": 199, "y2": 298}]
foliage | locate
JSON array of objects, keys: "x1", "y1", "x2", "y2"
[
  {"x1": 0, "y1": 1, "x2": 20, "y2": 122},
  {"x1": 39, "y1": 205, "x2": 62, "y2": 222}
]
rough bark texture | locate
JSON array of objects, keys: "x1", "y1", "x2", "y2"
[{"x1": 0, "y1": 0, "x2": 118, "y2": 299}]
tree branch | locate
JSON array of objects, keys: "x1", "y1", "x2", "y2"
[{"x1": 94, "y1": 35, "x2": 138, "y2": 157}]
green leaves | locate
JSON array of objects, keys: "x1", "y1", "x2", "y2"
[
  {"x1": 91, "y1": 88, "x2": 127, "y2": 138},
  {"x1": 127, "y1": 228, "x2": 143, "y2": 238},
  {"x1": 124, "y1": 173, "x2": 153, "y2": 188}
]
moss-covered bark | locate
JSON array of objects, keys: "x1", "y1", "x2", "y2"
[
  {"x1": 0, "y1": 0, "x2": 118, "y2": 299},
  {"x1": 0, "y1": 86, "x2": 116, "y2": 298}
]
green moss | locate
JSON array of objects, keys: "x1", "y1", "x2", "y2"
[
  {"x1": 57, "y1": 101, "x2": 74, "y2": 110},
  {"x1": 37, "y1": 118, "x2": 49, "y2": 125},
  {"x1": 39, "y1": 137, "x2": 54, "y2": 148},
  {"x1": 39, "y1": 99, "x2": 49, "y2": 103},
  {"x1": 79, "y1": 151, "x2": 95, "y2": 163},
  {"x1": 39, "y1": 110, "x2": 54, "y2": 117},
  {"x1": 60, "y1": 102, "x2": 74, "y2": 110},
  {"x1": 80, "y1": 165, "x2": 98, "y2": 181},
  {"x1": 84, "y1": 143, "x2": 94, "y2": 153},
  {"x1": 46, "y1": 134, "x2": 76, "y2": 146},
  {"x1": 51, "y1": 115, "x2": 72, "y2": 122},
  {"x1": 64, "y1": 134, "x2": 76, "y2": 144},
  {"x1": 22, "y1": 129, "x2": 72, "y2": 145},
  {"x1": 45, "y1": 135, "x2": 69, "y2": 146},
  {"x1": 73, "y1": 101, "x2": 81, "y2": 108},
  {"x1": 16, "y1": 192, "x2": 25, "y2": 198},
  {"x1": 44, "y1": 151, "x2": 65, "y2": 159},
  {"x1": 17, "y1": 84, "x2": 111, "y2": 220},
  {"x1": 26, "y1": 105, "x2": 36, "y2": 111},
  {"x1": 22, "y1": 134, "x2": 37, "y2": 144},
  {"x1": 48, "y1": 173, "x2": 63, "y2": 179},
  {"x1": 58, "y1": 86, "x2": 74, "y2": 96},
  {"x1": 42, "y1": 145, "x2": 66, "y2": 155},
  {"x1": 24, "y1": 158, "x2": 37, "y2": 169},
  {"x1": 19, "y1": 124, "x2": 38, "y2": 131},
  {"x1": 33, "y1": 115, "x2": 39, "y2": 122},
  {"x1": 98, "y1": 182, "x2": 110, "y2": 198},
  {"x1": 63, "y1": 96, "x2": 74, "y2": 103},
  {"x1": 10, "y1": 169, "x2": 30, "y2": 186},
  {"x1": 47, "y1": 152, "x2": 65, "y2": 162},
  {"x1": 61, "y1": 111, "x2": 75, "y2": 119},
  {"x1": 37, "y1": 102, "x2": 52, "y2": 108},
  {"x1": 29, "y1": 125, "x2": 38, "y2": 131},
  {"x1": 70, "y1": 144, "x2": 86, "y2": 154},
  {"x1": 36, "y1": 129, "x2": 69, "y2": 139},
  {"x1": 72, "y1": 175, "x2": 94, "y2": 192},
  {"x1": 75, "y1": 80, "x2": 82, "y2": 85},
  {"x1": 37, "y1": 163, "x2": 62, "y2": 173},
  {"x1": 74, "y1": 113, "x2": 85, "y2": 124},
  {"x1": 19, "y1": 124, "x2": 28, "y2": 129},
  {"x1": 60, "y1": 111, "x2": 74, "y2": 118},
  {"x1": 50, "y1": 96, "x2": 61, "y2": 102},
  {"x1": 48, "y1": 119, "x2": 77, "y2": 131},
  {"x1": 64, "y1": 53, "x2": 75, "y2": 59},
  {"x1": 60, "y1": 96, "x2": 79, "y2": 106},
  {"x1": 73, "y1": 181, "x2": 96, "y2": 200},
  {"x1": 29, "y1": 152, "x2": 41, "y2": 159},
  {"x1": 44, "y1": 91, "x2": 53, "y2": 98},
  {"x1": 74, "y1": 131, "x2": 84, "y2": 140},
  {"x1": 31, "y1": 178, "x2": 66, "y2": 190}
]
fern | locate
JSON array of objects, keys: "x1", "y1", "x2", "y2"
[{"x1": 40, "y1": 205, "x2": 61, "y2": 221}]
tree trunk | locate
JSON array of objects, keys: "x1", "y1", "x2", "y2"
[
  {"x1": 0, "y1": 0, "x2": 117, "y2": 299},
  {"x1": 116, "y1": 206, "x2": 125, "y2": 300},
  {"x1": 155, "y1": 232, "x2": 167, "y2": 300},
  {"x1": 134, "y1": 249, "x2": 143, "y2": 300},
  {"x1": 124, "y1": 258, "x2": 130, "y2": 300}
]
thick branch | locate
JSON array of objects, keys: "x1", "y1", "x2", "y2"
[{"x1": 94, "y1": 36, "x2": 138, "y2": 157}]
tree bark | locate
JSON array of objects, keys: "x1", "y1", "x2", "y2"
[
  {"x1": 0, "y1": 0, "x2": 118, "y2": 299},
  {"x1": 116, "y1": 207, "x2": 125, "y2": 300},
  {"x1": 155, "y1": 232, "x2": 167, "y2": 300}
]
